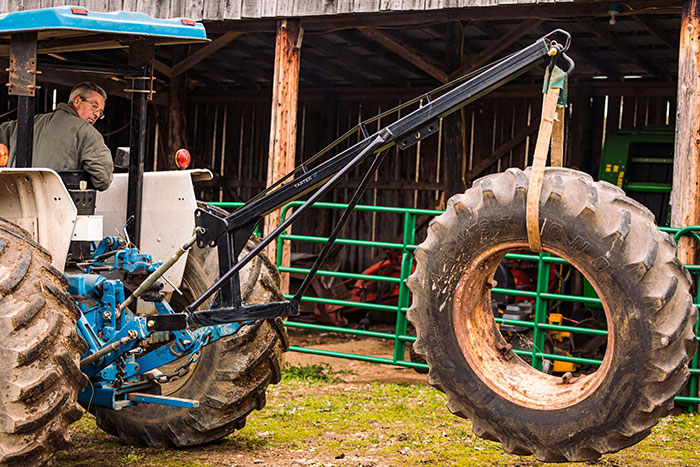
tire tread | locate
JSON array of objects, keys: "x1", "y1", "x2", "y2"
[{"x1": 408, "y1": 167, "x2": 697, "y2": 462}]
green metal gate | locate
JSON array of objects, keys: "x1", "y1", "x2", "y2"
[{"x1": 212, "y1": 201, "x2": 700, "y2": 409}]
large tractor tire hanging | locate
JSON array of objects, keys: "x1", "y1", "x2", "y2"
[
  {"x1": 95, "y1": 205, "x2": 288, "y2": 447},
  {"x1": 0, "y1": 219, "x2": 88, "y2": 466},
  {"x1": 407, "y1": 167, "x2": 697, "y2": 462}
]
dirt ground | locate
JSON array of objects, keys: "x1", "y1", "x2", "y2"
[{"x1": 284, "y1": 325, "x2": 428, "y2": 385}]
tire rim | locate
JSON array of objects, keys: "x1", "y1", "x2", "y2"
[{"x1": 452, "y1": 241, "x2": 614, "y2": 410}]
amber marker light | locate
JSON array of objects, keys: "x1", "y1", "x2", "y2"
[{"x1": 0, "y1": 144, "x2": 8, "y2": 167}]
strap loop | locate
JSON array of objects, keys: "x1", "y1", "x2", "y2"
[{"x1": 526, "y1": 65, "x2": 568, "y2": 252}]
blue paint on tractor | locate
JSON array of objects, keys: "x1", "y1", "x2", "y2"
[{"x1": 68, "y1": 237, "x2": 241, "y2": 410}]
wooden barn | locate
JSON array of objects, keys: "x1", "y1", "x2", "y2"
[{"x1": 0, "y1": 0, "x2": 695, "y2": 284}]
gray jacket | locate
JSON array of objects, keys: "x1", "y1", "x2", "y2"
[{"x1": 0, "y1": 103, "x2": 113, "y2": 190}]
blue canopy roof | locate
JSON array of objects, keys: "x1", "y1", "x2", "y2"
[{"x1": 0, "y1": 6, "x2": 207, "y2": 44}]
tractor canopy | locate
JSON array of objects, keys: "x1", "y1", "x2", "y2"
[
  {"x1": 0, "y1": 5, "x2": 207, "y2": 53},
  {"x1": 0, "y1": 6, "x2": 209, "y2": 247}
]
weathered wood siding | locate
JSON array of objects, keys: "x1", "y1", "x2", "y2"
[{"x1": 0, "y1": 0, "x2": 576, "y2": 20}]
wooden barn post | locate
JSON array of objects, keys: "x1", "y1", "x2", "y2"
[
  {"x1": 672, "y1": 0, "x2": 700, "y2": 266},
  {"x1": 443, "y1": 22, "x2": 465, "y2": 199},
  {"x1": 264, "y1": 19, "x2": 302, "y2": 294}
]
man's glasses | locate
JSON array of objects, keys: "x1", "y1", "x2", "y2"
[{"x1": 80, "y1": 96, "x2": 105, "y2": 120}]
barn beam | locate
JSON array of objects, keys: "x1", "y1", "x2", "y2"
[
  {"x1": 633, "y1": 14, "x2": 678, "y2": 51},
  {"x1": 449, "y1": 20, "x2": 542, "y2": 80},
  {"x1": 170, "y1": 31, "x2": 243, "y2": 77},
  {"x1": 578, "y1": 20, "x2": 670, "y2": 81},
  {"x1": 671, "y1": 0, "x2": 700, "y2": 265},
  {"x1": 264, "y1": 19, "x2": 302, "y2": 293},
  {"x1": 336, "y1": 30, "x2": 420, "y2": 81},
  {"x1": 389, "y1": 27, "x2": 445, "y2": 66},
  {"x1": 203, "y1": 1, "x2": 679, "y2": 33},
  {"x1": 357, "y1": 27, "x2": 448, "y2": 83},
  {"x1": 153, "y1": 59, "x2": 173, "y2": 78},
  {"x1": 303, "y1": 35, "x2": 408, "y2": 87}
]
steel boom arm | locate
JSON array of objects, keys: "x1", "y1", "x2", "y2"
[{"x1": 147, "y1": 30, "x2": 573, "y2": 332}]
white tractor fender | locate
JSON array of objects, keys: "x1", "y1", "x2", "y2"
[
  {"x1": 0, "y1": 168, "x2": 77, "y2": 272},
  {"x1": 95, "y1": 169, "x2": 214, "y2": 296}
]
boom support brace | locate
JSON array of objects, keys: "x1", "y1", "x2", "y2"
[{"x1": 148, "y1": 30, "x2": 573, "y2": 333}]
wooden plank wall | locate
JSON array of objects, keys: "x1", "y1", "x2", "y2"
[
  {"x1": 0, "y1": 0, "x2": 576, "y2": 20},
  {"x1": 182, "y1": 88, "x2": 676, "y2": 274}
]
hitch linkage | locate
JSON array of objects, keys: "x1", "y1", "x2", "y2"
[{"x1": 147, "y1": 300, "x2": 299, "y2": 331}]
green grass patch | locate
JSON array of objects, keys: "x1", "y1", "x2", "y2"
[
  {"x1": 57, "y1": 379, "x2": 700, "y2": 466},
  {"x1": 281, "y1": 362, "x2": 356, "y2": 383}
]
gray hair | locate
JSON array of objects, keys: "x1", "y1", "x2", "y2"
[{"x1": 68, "y1": 82, "x2": 107, "y2": 102}]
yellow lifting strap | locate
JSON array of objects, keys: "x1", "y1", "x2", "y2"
[{"x1": 526, "y1": 65, "x2": 568, "y2": 252}]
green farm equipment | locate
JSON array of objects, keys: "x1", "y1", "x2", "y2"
[
  {"x1": 598, "y1": 127, "x2": 674, "y2": 225},
  {"x1": 581, "y1": 128, "x2": 675, "y2": 305}
]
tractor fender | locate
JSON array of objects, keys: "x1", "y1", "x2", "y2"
[
  {"x1": 0, "y1": 167, "x2": 77, "y2": 272},
  {"x1": 95, "y1": 169, "x2": 213, "y2": 301}
]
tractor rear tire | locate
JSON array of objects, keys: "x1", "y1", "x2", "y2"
[
  {"x1": 0, "y1": 219, "x2": 88, "y2": 466},
  {"x1": 407, "y1": 168, "x2": 697, "y2": 462},
  {"x1": 95, "y1": 208, "x2": 288, "y2": 447}
]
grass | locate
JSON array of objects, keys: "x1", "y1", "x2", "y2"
[
  {"x1": 55, "y1": 363, "x2": 700, "y2": 466},
  {"x1": 280, "y1": 362, "x2": 355, "y2": 383},
  {"x1": 230, "y1": 379, "x2": 700, "y2": 466}
]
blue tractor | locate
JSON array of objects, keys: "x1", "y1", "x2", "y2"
[{"x1": 0, "y1": 7, "x2": 287, "y2": 466}]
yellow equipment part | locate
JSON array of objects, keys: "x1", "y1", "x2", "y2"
[
  {"x1": 553, "y1": 359, "x2": 575, "y2": 373},
  {"x1": 548, "y1": 313, "x2": 571, "y2": 342}
]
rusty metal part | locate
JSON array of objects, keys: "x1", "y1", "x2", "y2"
[
  {"x1": 8, "y1": 32, "x2": 38, "y2": 97},
  {"x1": 558, "y1": 371, "x2": 580, "y2": 385},
  {"x1": 452, "y1": 240, "x2": 614, "y2": 411}
]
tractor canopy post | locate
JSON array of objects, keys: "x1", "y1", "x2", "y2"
[
  {"x1": 8, "y1": 31, "x2": 38, "y2": 168},
  {"x1": 126, "y1": 39, "x2": 154, "y2": 247}
]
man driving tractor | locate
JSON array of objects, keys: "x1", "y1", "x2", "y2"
[{"x1": 0, "y1": 81, "x2": 113, "y2": 190}]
